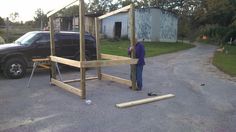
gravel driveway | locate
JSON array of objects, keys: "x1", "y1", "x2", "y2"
[{"x1": 0, "y1": 43, "x2": 236, "y2": 132}]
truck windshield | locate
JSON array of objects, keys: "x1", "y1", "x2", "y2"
[{"x1": 15, "y1": 32, "x2": 40, "y2": 46}]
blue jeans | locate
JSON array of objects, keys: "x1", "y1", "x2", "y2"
[{"x1": 136, "y1": 65, "x2": 143, "y2": 90}]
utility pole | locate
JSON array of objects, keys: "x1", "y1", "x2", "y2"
[
  {"x1": 40, "y1": 12, "x2": 43, "y2": 30},
  {"x1": 6, "y1": 17, "x2": 9, "y2": 43}
]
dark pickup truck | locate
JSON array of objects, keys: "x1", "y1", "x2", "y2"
[{"x1": 0, "y1": 31, "x2": 97, "y2": 79}]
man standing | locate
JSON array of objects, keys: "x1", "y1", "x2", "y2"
[{"x1": 128, "y1": 39, "x2": 145, "y2": 90}]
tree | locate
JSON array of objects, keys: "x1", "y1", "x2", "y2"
[
  {"x1": 193, "y1": 0, "x2": 235, "y2": 27},
  {"x1": 0, "y1": 16, "x2": 4, "y2": 26},
  {"x1": 117, "y1": 0, "x2": 140, "y2": 7},
  {"x1": 87, "y1": 0, "x2": 119, "y2": 14},
  {"x1": 34, "y1": 8, "x2": 48, "y2": 29},
  {"x1": 60, "y1": 5, "x2": 80, "y2": 17},
  {"x1": 190, "y1": 0, "x2": 236, "y2": 43},
  {"x1": 25, "y1": 20, "x2": 34, "y2": 27},
  {"x1": 227, "y1": 0, "x2": 236, "y2": 27},
  {"x1": 9, "y1": 12, "x2": 19, "y2": 22}
]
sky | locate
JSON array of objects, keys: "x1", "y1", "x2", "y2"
[{"x1": 0, "y1": 0, "x2": 83, "y2": 22}]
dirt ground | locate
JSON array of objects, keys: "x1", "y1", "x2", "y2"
[{"x1": 0, "y1": 43, "x2": 236, "y2": 132}]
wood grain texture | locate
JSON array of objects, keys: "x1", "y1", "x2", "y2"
[
  {"x1": 50, "y1": 56, "x2": 81, "y2": 68},
  {"x1": 116, "y1": 94, "x2": 175, "y2": 108},
  {"x1": 81, "y1": 59, "x2": 138, "y2": 68},
  {"x1": 101, "y1": 54, "x2": 130, "y2": 60},
  {"x1": 101, "y1": 73, "x2": 132, "y2": 86},
  {"x1": 51, "y1": 78, "x2": 82, "y2": 97}
]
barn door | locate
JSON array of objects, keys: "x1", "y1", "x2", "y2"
[{"x1": 114, "y1": 22, "x2": 122, "y2": 39}]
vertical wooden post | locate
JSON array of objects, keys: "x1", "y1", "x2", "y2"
[
  {"x1": 49, "y1": 16, "x2": 56, "y2": 80},
  {"x1": 129, "y1": 4, "x2": 136, "y2": 90},
  {"x1": 79, "y1": 0, "x2": 86, "y2": 99},
  {"x1": 95, "y1": 18, "x2": 101, "y2": 80}
]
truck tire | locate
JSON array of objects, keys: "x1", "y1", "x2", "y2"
[{"x1": 3, "y1": 58, "x2": 27, "y2": 79}]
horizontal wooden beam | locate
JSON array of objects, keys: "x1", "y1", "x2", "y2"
[
  {"x1": 47, "y1": 0, "x2": 79, "y2": 17},
  {"x1": 38, "y1": 64, "x2": 50, "y2": 69},
  {"x1": 63, "y1": 77, "x2": 98, "y2": 83},
  {"x1": 116, "y1": 94, "x2": 175, "y2": 108},
  {"x1": 101, "y1": 54, "x2": 131, "y2": 60},
  {"x1": 98, "y1": 5, "x2": 131, "y2": 20},
  {"x1": 81, "y1": 59, "x2": 138, "y2": 68},
  {"x1": 50, "y1": 56, "x2": 137, "y2": 68},
  {"x1": 50, "y1": 56, "x2": 81, "y2": 68},
  {"x1": 51, "y1": 78, "x2": 82, "y2": 97},
  {"x1": 32, "y1": 58, "x2": 50, "y2": 62},
  {"x1": 101, "y1": 73, "x2": 131, "y2": 86}
]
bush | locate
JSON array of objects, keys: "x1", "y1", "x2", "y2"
[
  {"x1": 222, "y1": 28, "x2": 236, "y2": 43},
  {"x1": 0, "y1": 36, "x2": 5, "y2": 44},
  {"x1": 199, "y1": 25, "x2": 232, "y2": 44}
]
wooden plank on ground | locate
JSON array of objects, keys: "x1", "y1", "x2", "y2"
[
  {"x1": 101, "y1": 73, "x2": 131, "y2": 86},
  {"x1": 51, "y1": 78, "x2": 82, "y2": 97},
  {"x1": 81, "y1": 59, "x2": 138, "y2": 68},
  {"x1": 50, "y1": 56, "x2": 81, "y2": 68},
  {"x1": 98, "y1": 5, "x2": 131, "y2": 19},
  {"x1": 101, "y1": 54, "x2": 130, "y2": 60},
  {"x1": 116, "y1": 94, "x2": 175, "y2": 108}
]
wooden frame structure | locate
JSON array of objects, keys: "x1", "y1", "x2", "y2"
[{"x1": 47, "y1": 0, "x2": 137, "y2": 99}]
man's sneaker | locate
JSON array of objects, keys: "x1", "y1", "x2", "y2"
[{"x1": 136, "y1": 88, "x2": 142, "y2": 91}]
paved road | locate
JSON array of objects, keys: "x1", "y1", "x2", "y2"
[{"x1": 0, "y1": 43, "x2": 236, "y2": 132}]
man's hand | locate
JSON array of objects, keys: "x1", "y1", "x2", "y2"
[{"x1": 129, "y1": 46, "x2": 134, "y2": 51}]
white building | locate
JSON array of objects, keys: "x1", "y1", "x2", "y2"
[
  {"x1": 53, "y1": 13, "x2": 101, "y2": 36},
  {"x1": 101, "y1": 7, "x2": 178, "y2": 42}
]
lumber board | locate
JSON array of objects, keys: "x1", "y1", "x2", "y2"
[
  {"x1": 101, "y1": 73, "x2": 131, "y2": 86},
  {"x1": 47, "y1": 0, "x2": 79, "y2": 17},
  {"x1": 101, "y1": 54, "x2": 130, "y2": 60},
  {"x1": 79, "y1": 0, "x2": 86, "y2": 99},
  {"x1": 32, "y1": 58, "x2": 50, "y2": 69},
  {"x1": 32, "y1": 58, "x2": 50, "y2": 62},
  {"x1": 98, "y1": 5, "x2": 131, "y2": 19},
  {"x1": 116, "y1": 94, "x2": 175, "y2": 108},
  {"x1": 63, "y1": 77, "x2": 98, "y2": 83},
  {"x1": 38, "y1": 64, "x2": 50, "y2": 69},
  {"x1": 129, "y1": 4, "x2": 136, "y2": 91},
  {"x1": 81, "y1": 59, "x2": 138, "y2": 68},
  {"x1": 50, "y1": 56, "x2": 81, "y2": 68},
  {"x1": 51, "y1": 78, "x2": 82, "y2": 97},
  {"x1": 49, "y1": 17, "x2": 56, "y2": 79},
  {"x1": 95, "y1": 18, "x2": 101, "y2": 80}
]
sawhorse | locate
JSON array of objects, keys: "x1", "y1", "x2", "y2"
[{"x1": 26, "y1": 58, "x2": 62, "y2": 88}]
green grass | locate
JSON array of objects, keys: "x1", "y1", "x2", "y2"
[
  {"x1": 101, "y1": 39, "x2": 195, "y2": 57},
  {"x1": 213, "y1": 45, "x2": 236, "y2": 76}
]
